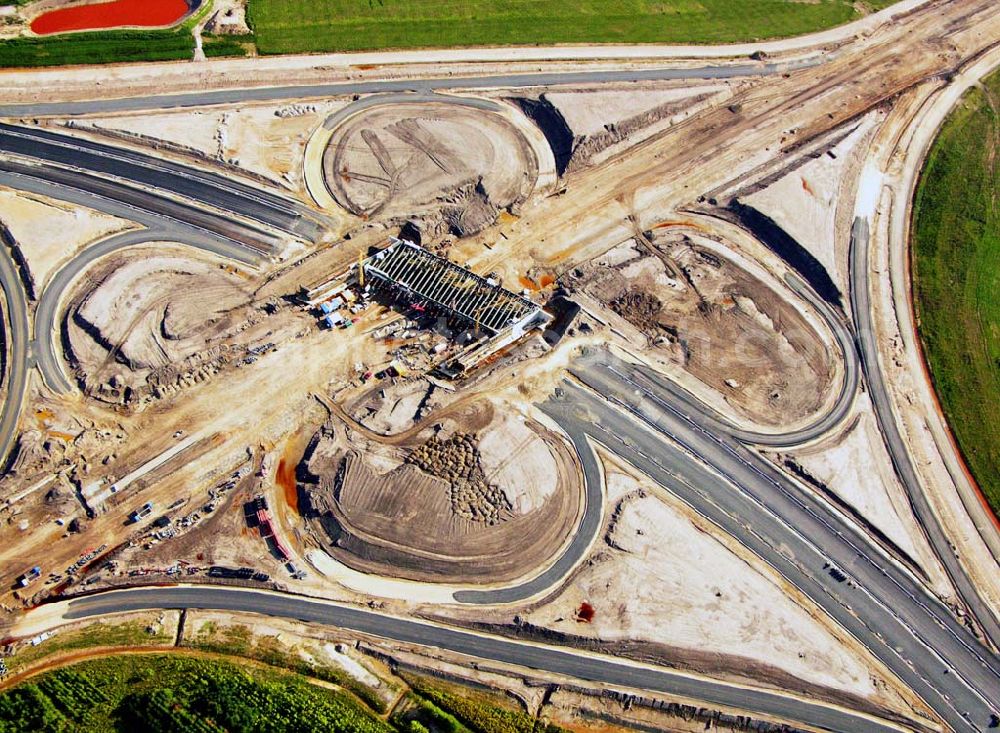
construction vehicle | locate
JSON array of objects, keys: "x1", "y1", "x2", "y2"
[
  {"x1": 128, "y1": 502, "x2": 154, "y2": 524},
  {"x1": 16, "y1": 566, "x2": 42, "y2": 587}
]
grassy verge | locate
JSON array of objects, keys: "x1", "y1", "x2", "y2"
[
  {"x1": 245, "y1": 0, "x2": 900, "y2": 55},
  {"x1": 397, "y1": 673, "x2": 568, "y2": 733},
  {"x1": 4, "y1": 618, "x2": 174, "y2": 674},
  {"x1": 911, "y1": 68, "x2": 1000, "y2": 519},
  {"x1": 202, "y1": 33, "x2": 255, "y2": 58},
  {"x1": 0, "y1": 654, "x2": 573, "y2": 733},
  {"x1": 184, "y1": 621, "x2": 389, "y2": 713},
  {"x1": 0, "y1": 655, "x2": 393, "y2": 732},
  {"x1": 0, "y1": 29, "x2": 194, "y2": 67}
]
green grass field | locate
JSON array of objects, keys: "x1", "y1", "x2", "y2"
[
  {"x1": 911, "y1": 69, "x2": 1000, "y2": 520},
  {"x1": 0, "y1": 0, "x2": 901, "y2": 67},
  {"x1": 0, "y1": 29, "x2": 195, "y2": 67},
  {"x1": 245, "y1": 0, "x2": 899, "y2": 55}
]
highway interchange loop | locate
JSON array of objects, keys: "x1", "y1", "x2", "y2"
[
  {"x1": 0, "y1": 58, "x2": 802, "y2": 471},
  {"x1": 2, "y1": 49, "x2": 999, "y2": 733}
]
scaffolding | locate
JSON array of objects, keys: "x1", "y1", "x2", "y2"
[{"x1": 362, "y1": 238, "x2": 542, "y2": 336}]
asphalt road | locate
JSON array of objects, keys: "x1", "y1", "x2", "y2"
[
  {"x1": 0, "y1": 59, "x2": 818, "y2": 119},
  {"x1": 60, "y1": 585, "x2": 906, "y2": 733},
  {"x1": 0, "y1": 49, "x2": 996, "y2": 732},
  {"x1": 0, "y1": 167, "x2": 269, "y2": 394},
  {"x1": 454, "y1": 274, "x2": 857, "y2": 603},
  {"x1": 0, "y1": 123, "x2": 327, "y2": 242},
  {"x1": 849, "y1": 216, "x2": 1000, "y2": 648},
  {"x1": 0, "y1": 159, "x2": 283, "y2": 256},
  {"x1": 452, "y1": 416, "x2": 602, "y2": 604},
  {"x1": 0, "y1": 235, "x2": 29, "y2": 466},
  {"x1": 0, "y1": 166, "x2": 272, "y2": 462},
  {"x1": 554, "y1": 370, "x2": 1000, "y2": 733}
]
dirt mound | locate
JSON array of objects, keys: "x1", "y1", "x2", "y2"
[
  {"x1": 75, "y1": 255, "x2": 247, "y2": 371},
  {"x1": 610, "y1": 290, "x2": 663, "y2": 325},
  {"x1": 406, "y1": 432, "x2": 512, "y2": 525},
  {"x1": 64, "y1": 248, "x2": 297, "y2": 410},
  {"x1": 299, "y1": 408, "x2": 581, "y2": 583},
  {"x1": 572, "y1": 233, "x2": 835, "y2": 426}
]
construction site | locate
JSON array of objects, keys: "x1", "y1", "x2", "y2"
[{"x1": 2, "y1": 3, "x2": 1000, "y2": 732}]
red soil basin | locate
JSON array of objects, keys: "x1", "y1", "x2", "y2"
[{"x1": 30, "y1": 0, "x2": 189, "y2": 35}]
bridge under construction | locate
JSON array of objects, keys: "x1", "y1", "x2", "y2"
[{"x1": 356, "y1": 237, "x2": 550, "y2": 375}]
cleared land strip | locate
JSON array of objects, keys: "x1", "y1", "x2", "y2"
[{"x1": 0, "y1": 60, "x2": 816, "y2": 118}]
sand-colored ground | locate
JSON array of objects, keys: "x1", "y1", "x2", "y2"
[
  {"x1": 477, "y1": 406, "x2": 558, "y2": 513},
  {"x1": 0, "y1": 266, "x2": 396, "y2": 599},
  {"x1": 523, "y1": 465, "x2": 925, "y2": 718},
  {"x1": 323, "y1": 101, "x2": 538, "y2": 233},
  {"x1": 299, "y1": 397, "x2": 581, "y2": 584},
  {"x1": 183, "y1": 609, "x2": 398, "y2": 701},
  {"x1": 62, "y1": 245, "x2": 311, "y2": 410},
  {"x1": 203, "y1": 0, "x2": 249, "y2": 35},
  {"x1": 543, "y1": 83, "x2": 731, "y2": 171},
  {"x1": 75, "y1": 253, "x2": 250, "y2": 370},
  {"x1": 570, "y1": 230, "x2": 835, "y2": 427},
  {"x1": 783, "y1": 392, "x2": 952, "y2": 597},
  {"x1": 69, "y1": 100, "x2": 348, "y2": 193},
  {"x1": 0, "y1": 187, "x2": 134, "y2": 291},
  {"x1": 741, "y1": 112, "x2": 883, "y2": 293},
  {"x1": 4, "y1": 5, "x2": 1000, "y2": 722},
  {"x1": 546, "y1": 85, "x2": 724, "y2": 139}
]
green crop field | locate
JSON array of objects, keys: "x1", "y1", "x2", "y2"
[
  {"x1": 0, "y1": 29, "x2": 195, "y2": 67},
  {"x1": 0, "y1": 0, "x2": 901, "y2": 67},
  {"x1": 0, "y1": 655, "x2": 393, "y2": 733},
  {"x1": 0, "y1": 654, "x2": 570, "y2": 733},
  {"x1": 911, "y1": 68, "x2": 1000, "y2": 520},
  {"x1": 245, "y1": 0, "x2": 900, "y2": 55}
]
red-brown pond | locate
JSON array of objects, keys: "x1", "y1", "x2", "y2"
[{"x1": 31, "y1": 0, "x2": 189, "y2": 35}]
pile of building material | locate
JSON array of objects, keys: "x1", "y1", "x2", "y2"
[{"x1": 406, "y1": 432, "x2": 511, "y2": 524}]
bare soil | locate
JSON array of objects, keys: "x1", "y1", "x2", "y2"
[
  {"x1": 323, "y1": 102, "x2": 538, "y2": 234},
  {"x1": 568, "y1": 231, "x2": 834, "y2": 426},
  {"x1": 299, "y1": 401, "x2": 582, "y2": 583}
]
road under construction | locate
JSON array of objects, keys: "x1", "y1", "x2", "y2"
[{"x1": 1, "y1": 2, "x2": 1000, "y2": 731}]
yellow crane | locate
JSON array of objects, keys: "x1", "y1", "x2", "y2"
[{"x1": 358, "y1": 250, "x2": 365, "y2": 288}]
